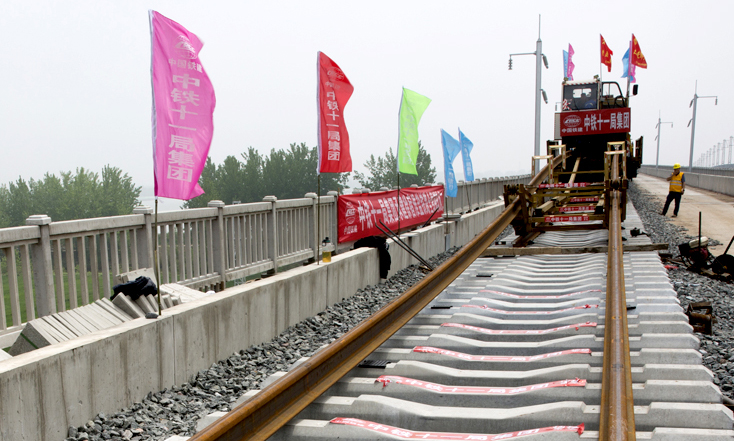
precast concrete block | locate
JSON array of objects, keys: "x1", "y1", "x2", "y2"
[
  {"x1": 354, "y1": 360, "x2": 596, "y2": 387},
  {"x1": 95, "y1": 298, "x2": 133, "y2": 321},
  {"x1": 296, "y1": 395, "x2": 595, "y2": 434},
  {"x1": 326, "y1": 376, "x2": 600, "y2": 407},
  {"x1": 195, "y1": 411, "x2": 226, "y2": 433},
  {"x1": 8, "y1": 319, "x2": 59, "y2": 355},
  {"x1": 135, "y1": 296, "x2": 155, "y2": 314},
  {"x1": 395, "y1": 323, "x2": 602, "y2": 342},
  {"x1": 272, "y1": 418, "x2": 592, "y2": 441},
  {"x1": 408, "y1": 312, "x2": 601, "y2": 329},
  {"x1": 112, "y1": 293, "x2": 146, "y2": 319}
]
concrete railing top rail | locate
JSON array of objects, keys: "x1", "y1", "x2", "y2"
[{"x1": 643, "y1": 164, "x2": 734, "y2": 178}]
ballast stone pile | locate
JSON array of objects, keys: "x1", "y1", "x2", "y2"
[
  {"x1": 61, "y1": 249, "x2": 460, "y2": 441},
  {"x1": 629, "y1": 181, "x2": 734, "y2": 401}
]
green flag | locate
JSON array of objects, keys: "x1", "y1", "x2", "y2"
[{"x1": 397, "y1": 87, "x2": 431, "y2": 175}]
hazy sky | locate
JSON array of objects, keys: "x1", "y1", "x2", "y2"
[{"x1": 2, "y1": 0, "x2": 733, "y2": 210}]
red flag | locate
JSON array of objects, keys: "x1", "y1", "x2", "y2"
[
  {"x1": 630, "y1": 34, "x2": 647, "y2": 69},
  {"x1": 317, "y1": 52, "x2": 354, "y2": 174},
  {"x1": 600, "y1": 35, "x2": 613, "y2": 72}
]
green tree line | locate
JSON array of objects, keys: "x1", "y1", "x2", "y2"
[
  {"x1": 353, "y1": 142, "x2": 436, "y2": 190},
  {"x1": 0, "y1": 166, "x2": 141, "y2": 228},
  {"x1": 184, "y1": 143, "x2": 351, "y2": 208},
  {"x1": 184, "y1": 142, "x2": 436, "y2": 208}
]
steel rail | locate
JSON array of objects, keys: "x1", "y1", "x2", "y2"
[
  {"x1": 599, "y1": 154, "x2": 636, "y2": 440},
  {"x1": 190, "y1": 159, "x2": 563, "y2": 441}
]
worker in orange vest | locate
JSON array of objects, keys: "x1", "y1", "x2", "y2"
[{"x1": 661, "y1": 163, "x2": 686, "y2": 218}]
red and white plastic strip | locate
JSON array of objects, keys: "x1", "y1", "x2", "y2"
[
  {"x1": 569, "y1": 196, "x2": 599, "y2": 202},
  {"x1": 479, "y1": 289, "x2": 602, "y2": 299},
  {"x1": 462, "y1": 304, "x2": 598, "y2": 314},
  {"x1": 441, "y1": 321, "x2": 597, "y2": 334},
  {"x1": 330, "y1": 418, "x2": 585, "y2": 439},
  {"x1": 413, "y1": 346, "x2": 592, "y2": 361},
  {"x1": 538, "y1": 182, "x2": 588, "y2": 188},
  {"x1": 375, "y1": 375, "x2": 587, "y2": 394},
  {"x1": 558, "y1": 206, "x2": 596, "y2": 213},
  {"x1": 544, "y1": 215, "x2": 590, "y2": 222}
]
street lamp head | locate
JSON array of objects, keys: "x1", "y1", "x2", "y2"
[
  {"x1": 715, "y1": 97, "x2": 718, "y2": 105},
  {"x1": 541, "y1": 89, "x2": 548, "y2": 104},
  {"x1": 689, "y1": 99, "x2": 694, "y2": 108},
  {"x1": 687, "y1": 119, "x2": 692, "y2": 127},
  {"x1": 542, "y1": 54, "x2": 548, "y2": 69},
  {"x1": 508, "y1": 57, "x2": 513, "y2": 70}
]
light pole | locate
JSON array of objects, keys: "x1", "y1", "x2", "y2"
[
  {"x1": 687, "y1": 81, "x2": 718, "y2": 172},
  {"x1": 509, "y1": 15, "x2": 548, "y2": 175},
  {"x1": 654, "y1": 112, "x2": 673, "y2": 170}
]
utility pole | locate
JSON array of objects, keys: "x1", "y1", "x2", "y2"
[
  {"x1": 654, "y1": 112, "x2": 673, "y2": 170},
  {"x1": 687, "y1": 81, "x2": 718, "y2": 172},
  {"x1": 509, "y1": 15, "x2": 548, "y2": 175}
]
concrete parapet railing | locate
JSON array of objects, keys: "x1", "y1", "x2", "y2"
[
  {"x1": 0, "y1": 200, "x2": 506, "y2": 441},
  {"x1": 639, "y1": 165, "x2": 734, "y2": 197},
  {"x1": 0, "y1": 177, "x2": 517, "y2": 336},
  {"x1": 444, "y1": 175, "x2": 531, "y2": 216}
]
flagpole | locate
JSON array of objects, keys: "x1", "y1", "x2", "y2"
[
  {"x1": 317, "y1": 174, "x2": 321, "y2": 265},
  {"x1": 397, "y1": 173, "x2": 401, "y2": 233},
  {"x1": 154, "y1": 197, "x2": 161, "y2": 316},
  {"x1": 626, "y1": 35, "x2": 632, "y2": 98}
]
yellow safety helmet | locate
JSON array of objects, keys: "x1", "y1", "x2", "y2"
[{"x1": 673, "y1": 163, "x2": 681, "y2": 169}]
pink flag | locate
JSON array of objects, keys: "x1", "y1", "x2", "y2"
[
  {"x1": 567, "y1": 44, "x2": 575, "y2": 81},
  {"x1": 317, "y1": 51, "x2": 354, "y2": 174},
  {"x1": 149, "y1": 10, "x2": 216, "y2": 200}
]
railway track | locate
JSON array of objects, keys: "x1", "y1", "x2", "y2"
[{"x1": 184, "y1": 158, "x2": 734, "y2": 441}]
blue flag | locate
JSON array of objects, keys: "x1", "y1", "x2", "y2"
[
  {"x1": 441, "y1": 129, "x2": 461, "y2": 197},
  {"x1": 621, "y1": 47, "x2": 636, "y2": 83},
  {"x1": 458, "y1": 129, "x2": 474, "y2": 182},
  {"x1": 563, "y1": 50, "x2": 569, "y2": 79}
]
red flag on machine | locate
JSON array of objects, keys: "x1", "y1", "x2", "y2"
[
  {"x1": 600, "y1": 35, "x2": 613, "y2": 72},
  {"x1": 317, "y1": 52, "x2": 354, "y2": 174},
  {"x1": 630, "y1": 34, "x2": 647, "y2": 69}
]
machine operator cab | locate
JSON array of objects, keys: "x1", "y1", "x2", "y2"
[{"x1": 561, "y1": 80, "x2": 628, "y2": 111}]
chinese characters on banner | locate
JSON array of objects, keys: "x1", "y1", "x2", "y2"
[
  {"x1": 149, "y1": 10, "x2": 216, "y2": 200},
  {"x1": 544, "y1": 215, "x2": 590, "y2": 223},
  {"x1": 559, "y1": 108, "x2": 631, "y2": 137},
  {"x1": 337, "y1": 185, "x2": 444, "y2": 243},
  {"x1": 317, "y1": 52, "x2": 354, "y2": 173}
]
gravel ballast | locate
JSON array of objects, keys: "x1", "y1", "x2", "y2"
[
  {"x1": 629, "y1": 180, "x2": 734, "y2": 401},
  {"x1": 61, "y1": 184, "x2": 734, "y2": 440},
  {"x1": 62, "y1": 248, "x2": 462, "y2": 441}
]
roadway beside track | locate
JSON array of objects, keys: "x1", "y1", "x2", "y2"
[{"x1": 634, "y1": 173, "x2": 734, "y2": 255}]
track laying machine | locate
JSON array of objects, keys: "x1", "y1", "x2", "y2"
[{"x1": 503, "y1": 78, "x2": 643, "y2": 246}]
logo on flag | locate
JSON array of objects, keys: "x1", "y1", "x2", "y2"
[
  {"x1": 149, "y1": 10, "x2": 216, "y2": 201},
  {"x1": 317, "y1": 52, "x2": 354, "y2": 174},
  {"x1": 601, "y1": 35, "x2": 613, "y2": 72},
  {"x1": 630, "y1": 34, "x2": 647, "y2": 69}
]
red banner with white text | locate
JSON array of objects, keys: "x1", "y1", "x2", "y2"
[
  {"x1": 317, "y1": 52, "x2": 353, "y2": 173},
  {"x1": 558, "y1": 108, "x2": 631, "y2": 137},
  {"x1": 338, "y1": 185, "x2": 444, "y2": 243}
]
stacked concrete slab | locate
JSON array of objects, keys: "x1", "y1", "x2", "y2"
[{"x1": 8, "y1": 299, "x2": 134, "y2": 355}]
